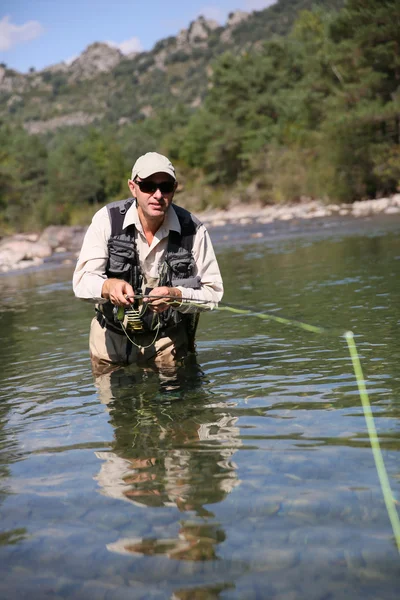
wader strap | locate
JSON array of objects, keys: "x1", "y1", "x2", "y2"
[{"x1": 125, "y1": 339, "x2": 133, "y2": 363}]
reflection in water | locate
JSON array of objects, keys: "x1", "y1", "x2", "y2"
[
  {"x1": 171, "y1": 582, "x2": 235, "y2": 600},
  {"x1": 0, "y1": 224, "x2": 399, "y2": 598},
  {"x1": 107, "y1": 522, "x2": 225, "y2": 561},
  {"x1": 0, "y1": 528, "x2": 28, "y2": 547},
  {"x1": 94, "y1": 358, "x2": 241, "y2": 562}
]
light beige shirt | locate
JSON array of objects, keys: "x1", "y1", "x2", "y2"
[{"x1": 72, "y1": 202, "x2": 223, "y2": 313}]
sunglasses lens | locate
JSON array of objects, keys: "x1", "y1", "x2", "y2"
[
  {"x1": 137, "y1": 180, "x2": 174, "y2": 194},
  {"x1": 159, "y1": 182, "x2": 175, "y2": 193},
  {"x1": 138, "y1": 181, "x2": 156, "y2": 193}
]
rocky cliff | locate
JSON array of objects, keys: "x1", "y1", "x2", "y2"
[{"x1": 0, "y1": 0, "x2": 343, "y2": 134}]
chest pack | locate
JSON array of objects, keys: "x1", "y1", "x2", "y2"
[{"x1": 97, "y1": 199, "x2": 201, "y2": 342}]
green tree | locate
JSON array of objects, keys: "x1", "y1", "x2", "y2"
[
  {"x1": 320, "y1": 0, "x2": 400, "y2": 198},
  {"x1": 0, "y1": 123, "x2": 48, "y2": 231},
  {"x1": 45, "y1": 128, "x2": 128, "y2": 224}
]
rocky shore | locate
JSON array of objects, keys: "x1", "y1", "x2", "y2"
[
  {"x1": 0, "y1": 226, "x2": 86, "y2": 274},
  {"x1": 1, "y1": 195, "x2": 400, "y2": 274}
]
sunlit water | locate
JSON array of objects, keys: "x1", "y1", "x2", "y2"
[{"x1": 0, "y1": 215, "x2": 399, "y2": 599}]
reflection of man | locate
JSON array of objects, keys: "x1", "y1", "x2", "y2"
[
  {"x1": 95, "y1": 411, "x2": 241, "y2": 511},
  {"x1": 73, "y1": 152, "x2": 223, "y2": 375},
  {"x1": 93, "y1": 368, "x2": 241, "y2": 560}
]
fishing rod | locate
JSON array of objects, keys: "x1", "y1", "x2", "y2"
[
  {"x1": 125, "y1": 292, "x2": 400, "y2": 553},
  {"x1": 128, "y1": 294, "x2": 334, "y2": 335}
]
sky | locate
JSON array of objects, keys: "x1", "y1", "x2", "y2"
[{"x1": 0, "y1": 0, "x2": 276, "y2": 73}]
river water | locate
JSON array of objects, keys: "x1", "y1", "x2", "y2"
[{"x1": 0, "y1": 215, "x2": 399, "y2": 599}]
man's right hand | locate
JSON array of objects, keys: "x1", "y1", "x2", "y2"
[{"x1": 101, "y1": 278, "x2": 135, "y2": 306}]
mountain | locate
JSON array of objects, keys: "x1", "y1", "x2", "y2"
[
  {"x1": 0, "y1": 0, "x2": 344, "y2": 135},
  {"x1": 2, "y1": 0, "x2": 398, "y2": 232}
]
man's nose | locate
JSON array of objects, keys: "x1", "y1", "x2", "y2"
[{"x1": 153, "y1": 187, "x2": 163, "y2": 199}]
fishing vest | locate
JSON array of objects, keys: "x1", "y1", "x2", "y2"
[{"x1": 98, "y1": 198, "x2": 201, "y2": 343}]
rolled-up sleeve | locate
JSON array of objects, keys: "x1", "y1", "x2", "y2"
[
  {"x1": 175, "y1": 224, "x2": 223, "y2": 313},
  {"x1": 72, "y1": 207, "x2": 111, "y2": 303}
]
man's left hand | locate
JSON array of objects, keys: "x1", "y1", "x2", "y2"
[{"x1": 145, "y1": 287, "x2": 182, "y2": 313}]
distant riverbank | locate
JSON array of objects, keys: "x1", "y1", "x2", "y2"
[
  {"x1": 198, "y1": 194, "x2": 400, "y2": 228},
  {"x1": 1, "y1": 195, "x2": 400, "y2": 274}
]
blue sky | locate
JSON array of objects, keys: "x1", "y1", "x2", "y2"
[{"x1": 0, "y1": 0, "x2": 276, "y2": 73}]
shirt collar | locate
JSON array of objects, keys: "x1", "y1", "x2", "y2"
[{"x1": 122, "y1": 201, "x2": 181, "y2": 235}]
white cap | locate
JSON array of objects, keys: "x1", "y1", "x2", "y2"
[{"x1": 131, "y1": 152, "x2": 176, "y2": 181}]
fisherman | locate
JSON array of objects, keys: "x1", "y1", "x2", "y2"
[{"x1": 72, "y1": 152, "x2": 223, "y2": 375}]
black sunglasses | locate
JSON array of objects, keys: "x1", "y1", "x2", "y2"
[{"x1": 135, "y1": 179, "x2": 176, "y2": 195}]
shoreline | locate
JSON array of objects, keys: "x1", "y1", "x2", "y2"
[
  {"x1": 197, "y1": 194, "x2": 400, "y2": 228},
  {"x1": 1, "y1": 195, "x2": 400, "y2": 274}
]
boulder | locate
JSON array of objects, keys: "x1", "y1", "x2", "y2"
[
  {"x1": 38, "y1": 225, "x2": 87, "y2": 251},
  {"x1": 0, "y1": 239, "x2": 52, "y2": 272}
]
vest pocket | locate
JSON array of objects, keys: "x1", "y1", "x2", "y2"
[
  {"x1": 167, "y1": 250, "x2": 195, "y2": 278},
  {"x1": 107, "y1": 238, "x2": 136, "y2": 276}
]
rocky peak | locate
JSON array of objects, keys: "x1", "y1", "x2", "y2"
[
  {"x1": 68, "y1": 42, "x2": 122, "y2": 81},
  {"x1": 0, "y1": 66, "x2": 6, "y2": 84},
  {"x1": 41, "y1": 62, "x2": 69, "y2": 74},
  {"x1": 0, "y1": 65, "x2": 28, "y2": 93},
  {"x1": 227, "y1": 11, "x2": 250, "y2": 28},
  {"x1": 221, "y1": 10, "x2": 250, "y2": 43},
  {"x1": 176, "y1": 15, "x2": 219, "y2": 50},
  {"x1": 188, "y1": 16, "x2": 219, "y2": 44}
]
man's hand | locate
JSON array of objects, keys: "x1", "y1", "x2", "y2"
[
  {"x1": 101, "y1": 278, "x2": 135, "y2": 306},
  {"x1": 145, "y1": 286, "x2": 182, "y2": 313}
]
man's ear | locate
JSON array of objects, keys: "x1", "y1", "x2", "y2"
[{"x1": 128, "y1": 180, "x2": 136, "y2": 195}]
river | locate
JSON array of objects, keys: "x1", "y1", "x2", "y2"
[{"x1": 0, "y1": 214, "x2": 399, "y2": 599}]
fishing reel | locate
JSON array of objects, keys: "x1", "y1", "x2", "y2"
[{"x1": 113, "y1": 300, "x2": 146, "y2": 333}]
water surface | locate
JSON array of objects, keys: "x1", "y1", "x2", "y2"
[{"x1": 0, "y1": 216, "x2": 399, "y2": 599}]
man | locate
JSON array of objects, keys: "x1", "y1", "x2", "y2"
[{"x1": 73, "y1": 152, "x2": 223, "y2": 375}]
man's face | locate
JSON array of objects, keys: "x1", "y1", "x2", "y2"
[{"x1": 128, "y1": 172, "x2": 176, "y2": 223}]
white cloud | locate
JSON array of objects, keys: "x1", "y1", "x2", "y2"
[
  {"x1": 0, "y1": 15, "x2": 44, "y2": 51},
  {"x1": 106, "y1": 36, "x2": 142, "y2": 55}
]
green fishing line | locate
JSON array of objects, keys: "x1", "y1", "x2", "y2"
[
  {"x1": 129, "y1": 294, "x2": 400, "y2": 551},
  {"x1": 215, "y1": 304, "x2": 326, "y2": 335},
  {"x1": 345, "y1": 331, "x2": 400, "y2": 554},
  {"x1": 212, "y1": 302, "x2": 400, "y2": 554}
]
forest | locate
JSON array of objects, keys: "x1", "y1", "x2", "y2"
[{"x1": 0, "y1": 0, "x2": 399, "y2": 233}]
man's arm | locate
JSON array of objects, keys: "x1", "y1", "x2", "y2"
[{"x1": 72, "y1": 207, "x2": 134, "y2": 306}]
